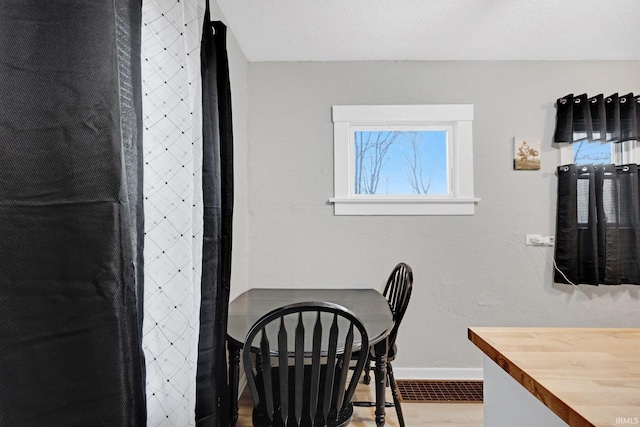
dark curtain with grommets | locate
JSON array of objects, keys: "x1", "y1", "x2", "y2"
[
  {"x1": 554, "y1": 93, "x2": 640, "y2": 285},
  {"x1": 554, "y1": 93, "x2": 638, "y2": 143}
]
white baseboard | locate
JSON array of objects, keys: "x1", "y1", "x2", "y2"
[{"x1": 392, "y1": 367, "x2": 483, "y2": 381}]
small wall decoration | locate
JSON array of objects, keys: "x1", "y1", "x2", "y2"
[{"x1": 513, "y1": 137, "x2": 541, "y2": 170}]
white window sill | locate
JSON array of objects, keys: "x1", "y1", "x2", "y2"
[{"x1": 329, "y1": 197, "x2": 481, "y2": 216}]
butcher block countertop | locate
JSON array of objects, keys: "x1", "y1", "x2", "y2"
[{"x1": 468, "y1": 327, "x2": 640, "y2": 427}]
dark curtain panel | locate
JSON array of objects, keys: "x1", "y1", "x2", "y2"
[
  {"x1": 195, "y1": 8, "x2": 234, "y2": 426},
  {"x1": 554, "y1": 93, "x2": 640, "y2": 285},
  {"x1": 0, "y1": 1, "x2": 146, "y2": 424},
  {"x1": 554, "y1": 93, "x2": 639, "y2": 143},
  {"x1": 555, "y1": 164, "x2": 640, "y2": 285},
  {"x1": 116, "y1": 0, "x2": 145, "y2": 341}
]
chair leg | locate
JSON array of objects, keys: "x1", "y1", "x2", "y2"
[
  {"x1": 387, "y1": 362, "x2": 405, "y2": 427},
  {"x1": 363, "y1": 358, "x2": 371, "y2": 385}
]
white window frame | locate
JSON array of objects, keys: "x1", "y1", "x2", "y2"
[{"x1": 329, "y1": 104, "x2": 480, "y2": 215}]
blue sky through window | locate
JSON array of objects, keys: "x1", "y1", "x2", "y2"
[
  {"x1": 354, "y1": 130, "x2": 448, "y2": 195},
  {"x1": 573, "y1": 140, "x2": 611, "y2": 165}
]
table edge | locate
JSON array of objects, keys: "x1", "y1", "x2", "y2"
[
  {"x1": 227, "y1": 288, "x2": 393, "y2": 349},
  {"x1": 467, "y1": 327, "x2": 595, "y2": 427}
]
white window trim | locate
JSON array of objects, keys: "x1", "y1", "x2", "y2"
[{"x1": 329, "y1": 104, "x2": 480, "y2": 215}]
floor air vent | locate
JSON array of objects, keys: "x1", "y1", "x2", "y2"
[{"x1": 396, "y1": 380, "x2": 483, "y2": 403}]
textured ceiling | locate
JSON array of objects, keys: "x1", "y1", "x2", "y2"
[{"x1": 214, "y1": 0, "x2": 640, "y2": 62}]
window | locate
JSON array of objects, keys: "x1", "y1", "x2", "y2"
[
  {"x1": 330, "y1": 104, "x2": 479, "y2": 215},
  {"x1": 559, "y1": 139, "x2": 638, "y2": 165},
  {"x1": 354, "y1": 128, "x2": 449, "y2": 195}
]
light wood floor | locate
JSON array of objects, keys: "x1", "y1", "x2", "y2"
[{"x1": 235, "y1": 380, "x2": 483, "y2": 426}]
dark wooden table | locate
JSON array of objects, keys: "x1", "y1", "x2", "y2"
[{"x1": 227, "y1": 288, "x2": 393, "y2": 427}]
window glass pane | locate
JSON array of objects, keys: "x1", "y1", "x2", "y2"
[
  {"x1": 573, "y1": 141, "x2": 611, "y2": 165},
  {"x1": 354, "y1": 130, "x2": 448, "y2": 195}
]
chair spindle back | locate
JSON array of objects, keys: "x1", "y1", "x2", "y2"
[
  {"x1": 243, "y1": 301, "x2": 369, "y2": 427},
  {"x1": 383, "y1": 262, "x2": 413, "y2": 350}
]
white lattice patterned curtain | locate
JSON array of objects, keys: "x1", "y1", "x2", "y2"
[{"x1": 141, "y1": 1, "x2": 205, "y2": 425}]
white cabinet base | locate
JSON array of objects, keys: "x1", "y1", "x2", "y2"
[{"x1": 483, "y1": 355, "x2": 568, "y2": 427}]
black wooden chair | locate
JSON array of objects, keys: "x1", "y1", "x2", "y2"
[
  {"x1": 353, "y1": 262, "x2": 413, "y2": 427},
  {"x1": 242, "y1": 301, "x2": 370, "y2": 427}
]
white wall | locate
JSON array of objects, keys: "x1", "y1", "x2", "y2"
[
  {"x1": 210, "y1": 3, "x2": 250, "y2": 300},
  {"x1": 245, "y1": 60, "x2": 640, "y2": 375}
]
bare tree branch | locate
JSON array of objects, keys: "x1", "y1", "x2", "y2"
[
  {"x1": 355, "y1": 131, "x2": 399, "y2": 194},
  {"x1": 402, "y1": 132, "x2": 436, "y2": 194}
]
